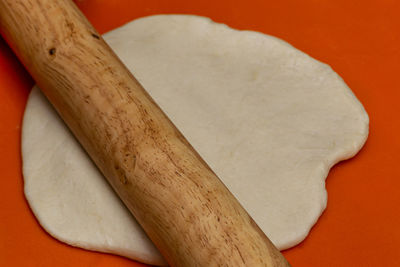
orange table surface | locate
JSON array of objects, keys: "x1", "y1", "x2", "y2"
[{"x1": 1, "y1": 0, "x2": 399, "y2": 266}]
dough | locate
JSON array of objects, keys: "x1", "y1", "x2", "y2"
[{"x1": 22, "y1": 15, "x2": 369, "y2": 265}]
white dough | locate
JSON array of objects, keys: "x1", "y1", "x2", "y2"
[{"x1": 22, "y1": 15, "x2": 368, "y2": 265}]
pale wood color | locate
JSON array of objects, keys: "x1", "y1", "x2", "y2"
[{"x1": 0, "y1": 1, "x2": 291, "y2": 266}]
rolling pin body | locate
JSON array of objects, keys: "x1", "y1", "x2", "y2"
[{"x1": 0, "y1": 0, "x2": 290, "y2": 266}]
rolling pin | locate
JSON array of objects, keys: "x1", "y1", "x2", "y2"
[{"x1": 0, "y1": 0, "x2": 290, "y2": 266}]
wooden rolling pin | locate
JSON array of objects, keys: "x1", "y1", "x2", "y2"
[{"x1": 0, "y1": 0, "x2": 290, "y2": 266}]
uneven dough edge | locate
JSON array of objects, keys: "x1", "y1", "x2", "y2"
[{"x1": 111, "y1": 15, "x2": 369, "y2": 250}]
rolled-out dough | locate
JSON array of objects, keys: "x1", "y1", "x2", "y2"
[{"x1": 22, "y1": 15, "x2": 369, "y2": 265}]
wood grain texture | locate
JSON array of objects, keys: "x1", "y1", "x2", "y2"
[{"x1": 0, "y1": 0, "x2": 290, "y2": 266}]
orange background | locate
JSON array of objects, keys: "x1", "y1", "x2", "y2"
[{"x1": 1, "y1": 0, "x2": 399, "y2": 266}]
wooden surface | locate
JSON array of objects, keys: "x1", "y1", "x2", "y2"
[
  {"x1": 0, "y1": 0, "x2": 399, "y2": 266},
  {"x1": 0, "y1": 0, "x2": 289, "y2": 266}
]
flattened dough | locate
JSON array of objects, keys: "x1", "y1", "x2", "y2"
[{"x1": 22, "y1": 15, "x2": 369, "y2": 265}]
